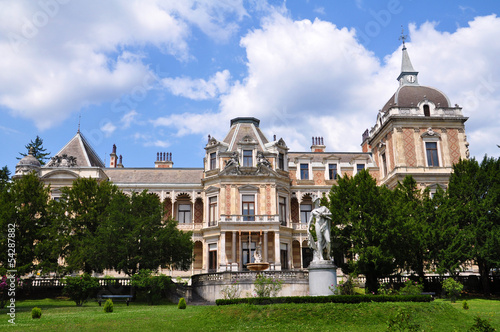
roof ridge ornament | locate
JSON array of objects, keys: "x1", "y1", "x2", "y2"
[{"x1": 399, "y1": 25, "x2": 408, "y2": 50}]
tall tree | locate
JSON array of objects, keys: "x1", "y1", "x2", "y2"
[
  {"x1": 0, "y1": 166, "x2": 10, "y2": 191},
  {"x1": 329, "y1": 169, "x2": 396, "y2": 293},
  {"x1": 100, "y1": 191, "x2": 193, "y2": 276},
  {"x1": 0, "y1": 172, "x2": 58, "y2": 275},
  {"x1": 58, "y1": 177, "x2": 120, "y2": 274},
  {"x1": 446, "y1": 156, "x2": 500, "y2": 294},
  {"x1": 18, "y1": 135, "x2": 51, "y2": 165},
  {"x1": 390, "y1": 176, "x2": 432, "y2": 279}
]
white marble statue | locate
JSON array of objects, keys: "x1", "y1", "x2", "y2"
[
  {"x1": 307, "y1": 198, "x2": 333, "y2": 262},
  {"x1": 254, "y1": 242, "x2": 263, "y2": 263}
]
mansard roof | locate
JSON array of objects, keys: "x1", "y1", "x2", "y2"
[
  {"x1": 45, "y1": 131, "x2": 104, "y2": 168},
  {"x1": 223, "y1": 117, "x2": 269, "y2": 152}
]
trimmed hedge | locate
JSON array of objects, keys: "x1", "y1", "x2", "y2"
[{"x1": 216, "y1": 294, "x2": 432, "y2": 306}]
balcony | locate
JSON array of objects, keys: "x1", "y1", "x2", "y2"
[
  {"x1": 177, "y1": 223, "x2": 203, "y2": 231},
  {"x1": 219, "y1": 214, "x2": 280, "y2": 223}
]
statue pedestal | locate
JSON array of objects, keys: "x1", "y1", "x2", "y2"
[{"x1": 308, "y1": 260, "x2": 337, "y2": 296}]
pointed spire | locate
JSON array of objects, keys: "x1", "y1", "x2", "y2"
[{"x1": 397, "y1": 26, "x2": 418, "y2": 85}]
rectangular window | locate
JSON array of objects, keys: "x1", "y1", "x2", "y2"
[
  {"x1": 178, "y1": 204, "x2": 191, "y2": 224},
  {"x1": 279, "y1": 197, "x2": 287, "y2": 226},
  {"x1": 300, "y1": 163, "x2": 309, "y2": 180},
  {"x1": 209, "y1": 196, "x2": 217, "y2": 226},
  {"x1": 243, "y1": 150, "x2": 253, "y2": 167},
  {"x1": 242, "y1": 194, "x2": 255, "y2": 221},
  {"x1": 426, "y1": 142, "x2": 439, "y2": 167},
  {"x1": 280, "y1": 243, "x2": 288, "y2": 270},
  {"x1": 300, "y1": 204, "x2": 312, "y2": 224},
  {"x1": 210, "y1": 152, "x2": 216, "y2": 170},
  {"x1": 328, "y1": 164, "x2": 337, "y2": 180},
  {"x1": 357, "y1": 164, "x2": 365, "y2": 172},
  {"x1": 209, "y1": 243, "x2": 217, "y2": 272},
  {"x1": 381, "y1": 153, "x2": 387, "y2": 177},
  {"x1": 278, "y1": 153, "x2": 285, "y2": 170}
]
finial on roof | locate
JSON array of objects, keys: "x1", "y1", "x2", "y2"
[
  {"x1": 78, "y1": 113, "x2": 81, "y2": 133},
  {"x1": 399, "y1": 25, "x2": 408, "y2": 50}
]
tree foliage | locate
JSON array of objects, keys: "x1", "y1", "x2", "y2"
[
  {"x1": 17, "y1": 136, "x2": 51, "y2": 165},
  {"x1": 445, "y1": 156, "x2": 500, "y2": 294},
  {"x1": 0, "y1": 166, "x2": 10, "y2": 191},
  {"x1": 100, "y1": 190, "x2": 193, "y2": 276},
  {"x1": 58, "y1": 178, "x2": 121, "y2": 274},
  {"x1": 0, "y1": 172, "x2": 59, "y2": 275},
  {"x1": 329, "y1": 169, "x2": 396, "y2": 293},
  {"x1": 58, "y1": 178, "x2": 193, "y2": 275}
]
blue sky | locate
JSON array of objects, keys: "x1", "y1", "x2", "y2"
[{"x1": 1, "y1": 0, "x2": 499, "y2": 172}]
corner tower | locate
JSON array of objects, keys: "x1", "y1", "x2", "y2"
[{"x1": 362, "y1": 41, "x2": 469, "y2": 190}]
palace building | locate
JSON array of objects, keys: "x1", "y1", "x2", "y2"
[{"x1": 15, "y1": 45, "x2": 469, "y2": 279}]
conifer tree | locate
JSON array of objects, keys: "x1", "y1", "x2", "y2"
[{"x1": 17, "y1": 135, "x2": 51, "y2": 165}]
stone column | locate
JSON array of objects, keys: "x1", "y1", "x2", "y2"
[
  {"x1": 220, "y1": 231, "x2": 226, "y2": 268},
  {"x1": 238, "y1": 231, "x2": 242, "y2": 270},
  {"x1": 232, "y1": 231, "x2": 236, "y2": 264},
  {"x1": 274, "y1": 231, "x2": 281, "y2": 270},
  {"x1": 263, "y1": 231, "x2": 268, "y2": 262}
]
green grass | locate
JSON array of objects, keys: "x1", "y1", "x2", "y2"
[{"x1": 0, "y1": 298, "x2": 498, "y2": 331}]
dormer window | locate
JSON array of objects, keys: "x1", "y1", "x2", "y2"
[
  {"x1": 278, "y1": 153, "x2": 285, "y2": 170},
  {"x1": 243, "y1": 150, "x2": 253, "y2": 167},
  {"x1": 424, "y1": 104, "x2": 430, "y2": 117},
  {"x1": 210, "y1": 152, "x2": 216, "y2": 170}
]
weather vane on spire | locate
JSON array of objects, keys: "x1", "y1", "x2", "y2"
[{"x1": 399, "y1": 25, "x2": 408, "y2": 49}]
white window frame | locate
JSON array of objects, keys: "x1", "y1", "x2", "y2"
[
  {"x1": 423, "y1": 137, "x2": 442, "y2": 167},
  {"x1": 207, "y1": 195, "x2": 218, "y2": 226}
]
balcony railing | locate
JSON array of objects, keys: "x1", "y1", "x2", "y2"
[
  {"x1": 219, "y1": 215, "x2": 280, "y2": 223},
  {"x1": 177, "y1": 223, "x2": 203, "y2": 231}
]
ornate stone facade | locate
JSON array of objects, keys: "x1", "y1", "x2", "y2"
[{"x1": 17, "y1": 45, "x2": 468, "y2": 278}]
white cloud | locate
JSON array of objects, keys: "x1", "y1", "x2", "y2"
[
  {"x1": 313, "y1": 7, "x2": 325, "y2": 15},
  {"x1": 0, "y1": 0, "x2": 246, "y2": 130},
  {"x1": 121, "y1": 110, "x2": 139, "y2": 129},
  {"x1": 162, "y1": 70, "x2": 231, "y2": 100},
  {"x1": 153, "y1": 13, "x2": 500, "y2": 159},
  {"x1": 100, "y1": 121, "x2": 117, "y2": 137}
]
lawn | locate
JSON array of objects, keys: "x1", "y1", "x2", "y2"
[{"x1": 1, "y1": 298, "x2": 498, "y2": 331}]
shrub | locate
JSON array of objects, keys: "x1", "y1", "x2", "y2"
[
  {"x1": 398, "y1": 280, "x2": 424, "y2": 296},
  {"x1": 333, "y1": 275, "x2": 356, "y2": 295},
  {"x1": 469, "y1": 316, "x2": 495, "y2": 332},
  {"x1": 221, "y1": 280, "x2": 240, "y2": 299},
  {"x1": 254, "y1": 274, "x2": 283, "y2": 298},
  {"x1": 387, "y1": 308, "x2": 420, "y2": 331},
  {"x1": 103, "y1": 299, "x2": 114, "y2": 313},
  {"x1": 442, "y1": 278, "x2": 463, "y2": 303},
  {"x1": 378, "y1": 282, "x2": 396, "y2": 295},
  {"x1": 178, "y1": 297, "x2": 187, "y2": 309},
  {"x1": 131, "y1": 269, "x2": 174, "y2": 305},
  {"x1": 463, "y1": 300, "x2": 469, "y2": 310},
  {"x1": 63, "y1": 273, "x2": 100, "y2": 306},
  {"x1": 31, "y1": 307, "x2": 42, "y2": 319},
  {"x1": 216, "y1": 294, "x2": 432, "y2": 306}
]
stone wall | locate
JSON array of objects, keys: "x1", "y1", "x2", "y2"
[{"x1": 192, "y1": 271, "x2": 309, "y2": 302}]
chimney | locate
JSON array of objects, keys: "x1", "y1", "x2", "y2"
[
  {"x1": 155, "y1": 152, "x2": 174, "y2": 168},
  {"x1": 110, "y1": 144, "x2": 117, "y2": 168},
  {"x1": 116, "y1": 155, "x2": 124, "y2": 168},
  {"x1": 310, "y1": 137, "x2": 326, "y2": 152}
]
